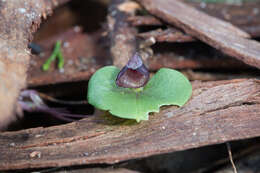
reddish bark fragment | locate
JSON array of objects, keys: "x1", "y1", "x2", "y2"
[{"x1": 1, "y1": 79, "x2": 260, "y2": 170}]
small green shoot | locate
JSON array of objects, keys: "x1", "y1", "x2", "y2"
[
  {"x1": 87, "y1": 66, "x2": 192, "y2": 122},
  {"x1": 42, "y1": 41, "x2": 64, "y2": 71}
]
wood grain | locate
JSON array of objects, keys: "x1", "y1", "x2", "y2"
[{"x1": 1, "y1": 79, "x2": 260, "y2": 170}]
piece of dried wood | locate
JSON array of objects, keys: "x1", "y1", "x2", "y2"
[
  {"x1": 135, "y1": 0, "x2": 260, "y2": 70},
  {"x1": 1, "y1": 79, "x2": 260, "y2": 171},
  {"x1": 108, "y1": 0, "x2": 139, "y2": 69},
  {"x1": 0, "y1": 0, "x2": 69, "y2": 130},
  {"x1": 138, "y1": 28, "x2": 195, "y2": 42}
]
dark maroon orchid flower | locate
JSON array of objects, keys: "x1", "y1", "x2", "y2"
[{"x1": 116, "y1": 52, "x2": 149, "y2": 88}]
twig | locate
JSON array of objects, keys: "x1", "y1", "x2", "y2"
[
  {"x1": 226, "y1": 142, "x2": 238, "y2": 173},
  {"x1": 197, "y1": 143, "x2": 260, "y2": 172},
  {"x1": 19, "y1": 90, "x2": 89, "y2": 122},
  {"x1": 38, "y1": 93, "x2": 88, "y2": 105},
  {"x1": 108, "y1": 0, "x2": 138, "y2": 68}
]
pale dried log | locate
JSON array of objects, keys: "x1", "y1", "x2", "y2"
[
  {"x1": 0, "y1": 79, "x2": 260, "y2": 170},
  {"x1": 135, "y1": 0, "x2": 260, "y2": 70},
  {"x1": 0, "y1": 0, "x2": 69, "y2": 130},
  {"x1": 108, "y1": 0, "x2": 139, "y2": 68}
]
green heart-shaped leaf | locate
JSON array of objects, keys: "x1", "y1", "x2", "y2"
[{"x1": 87, "y1": 66, "x2": 192, "y2": 121}]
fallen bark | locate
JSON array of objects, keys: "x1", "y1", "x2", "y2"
[
  {"x1": 0, "y1": 0, "x2": 69, "y2": 130},
  {"x1": 135, "y1": 0, "x2": 260, "y2": 70},
  {"x1": 1, "y1": 79, "x2": 260, "y2": 170}
]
